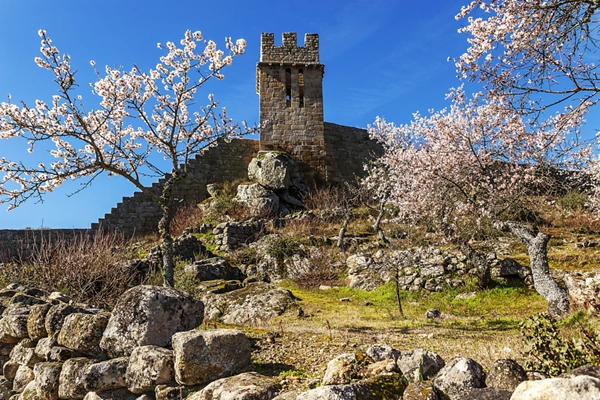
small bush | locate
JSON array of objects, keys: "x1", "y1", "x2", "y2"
[
  {"x1": 287, "y1": 247, "x2": 343, "y2": 289},
  {"x1": 263, "y1": 235, "x2": 304, "y2": 261},
  {"x1": 558, "y1": 190, "x2": 589, "y2": 211},
  {"x1": 170, "y1": 202, "x2": 205, "y2": 236},
  {"x1": 520, "y1": 312, "x2": 600, "y2": 375},
  {"x1": 6, "y1": 230, "x2": 141, "y2": 309}
]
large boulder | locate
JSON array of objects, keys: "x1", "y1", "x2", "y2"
[
  {"x1": 171, "y1": 329, "x2": 251, "y2": 386},
  {"x1": 432, "y1": 357, "x2": 484, "y2": 398},
  {"x1": 187, "y1": 372, "x2": 280, "y2": 400},
  {"x1": 235, "y1": 184, "x2": 279, "y2": 216},
  {"x1": 248, "y1": 152, "x2": 293, "y2": 191},
  {"x1": 202, "y1": 282, "x2": 297, "y2": 325},
  {"x1": 511, "y1": 375, "x2": 600, "y2": 399},
  {"x1": 100, "y1": 286, "x2": 204, "y2": 358}
]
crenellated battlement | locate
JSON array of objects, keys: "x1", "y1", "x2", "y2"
[{"x1": 259, "y1": 32, "x2": 320, "y2": 64}]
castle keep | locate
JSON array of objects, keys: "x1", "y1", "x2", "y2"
[{"x1": 0, "y1": 32, "x2": 382, "y2": 250}]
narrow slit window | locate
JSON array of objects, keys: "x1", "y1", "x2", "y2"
[
  {"x1": 285, "y1": 68, "x2": 291, "y2": 107},
  {"x1": 299, "y1": 69, "x2": 304, "y2": 108}
]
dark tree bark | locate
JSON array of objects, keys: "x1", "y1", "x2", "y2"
[
  {"x1": 157, "y1": 169, "x2": 186, "y2": 287},
  {"x1": 460, "y1": 242, "x2": 492, "y2": 290},
  {"x1": 337, "y1": 212, "x2": 352, "y2": 250},
  {"x1": 373, "y1": 200, "x2": 391, "y2": 246},
  {"x1": 504, "y1": 221, "x2": 569, "y2": 317}
]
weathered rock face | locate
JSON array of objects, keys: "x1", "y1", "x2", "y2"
[
  {"x1": 202, "y1": 282, "x2": 297, "y2": 325},
  {"x1": 187, "y1": 372, "x2": 281, "y2": 400},
  {"x1": 213, "y1": 221, "x2": 266, "y2": 253},
  {"x1": 236, "y1": 183, "x2": 280, "y2": 216},
  {"x1": 184, "y1": 257, "x2": 245, "y2": 282},
  {"x1": 57, "y1": 313, "x2": 110, "y2": 357},
  {"x1": 366, "y1": 344, "x2": 399, "y2": 362},
  {"x1": 171, "y1": 329, "x2": 251, "y2": 386},
  {"x1": 80, "y1": 357, "x2": 129, "y2": 392},
  {"x1": 33, "y1": 361, "x2": 62, "y2": 400},
  {"x1": 126, "y1": 346, "x2": 175, "y2": 394},
  {"x1": 397, "y1": 349, "x2": 445, "y2": 383},
  {"x1": 321, "y1": 353, "x2": 359, "y2": 386},
  {"x1": 248, "y1": 152, "x2": 293, "y2": 191},
  {"x1": 100, "y1": 286, "x2": 204, "y2": 358},
  {"x1": 432, "y1": 357, "x2": 484, "y2": 398},
  {"x1": 511, "y1": 375, "x2": 600, "y2": 400},
  {"x1": 485, "y1": 358, "x2": 527, "y2": 391},
  {"x1": 57, "y1": 357, "x2": 97, "y2": 399}
]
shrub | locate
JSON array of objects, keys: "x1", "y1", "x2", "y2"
[
  {"x1": 520, "y1": 312, "x2": 600, "y2": 375},
  {"x1": 287, "y1": 247, "x2": 343, "y2": 289},
  {"x1": 5, "y1": 230, "x2": 141, "y2": 309}
]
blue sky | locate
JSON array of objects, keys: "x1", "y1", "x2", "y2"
[{"x1": 0, "y1": 0, "x2": 596, "y2": 229}]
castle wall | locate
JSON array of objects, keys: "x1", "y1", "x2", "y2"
[
  {"x1": 323, "y1": 122, "x2": 384, "y2": 183},
  {"x1": 91, "y1": 138, "x2": 259, "y2": 237},
  {"x1": 0, "y1": 229, "x2": 91, "y2": 262}
]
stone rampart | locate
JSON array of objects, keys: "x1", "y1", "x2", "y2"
[
  {"x1": 323, "y1": 122, "x2": 383, "y2": 183},
  {"x1": 91, "y1": 138, "x2": 259, "y2": 237},
  {"x1": 0, "y1": 228, "x2": 91, "y2": 262}
]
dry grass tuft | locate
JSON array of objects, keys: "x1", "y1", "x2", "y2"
[{"x1": 3, "y1": 230, "x2": 141, "y2": 309}]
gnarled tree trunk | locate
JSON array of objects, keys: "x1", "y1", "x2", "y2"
[
  {"x1": 460, "y1": 242, "x2": 492, "y2": 290},
  {"x1": 504, "y1": 221, "x2": 569, "y2": 317}
]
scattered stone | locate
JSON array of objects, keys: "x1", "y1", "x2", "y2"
[
  {"x1": 432, "y1": 357, "x2": 484, "y2": 398},
  {"x1": 202, "y1": 282, "x2": 296, "y2": 325},
  {"x1": 397, "y1": 349, "x2": 445, "y2": 382},
  {"x1": 511, "y1": 375, "x2": 600, "y2": 400},
  {"x1": 187, "y1": 372, "x2": 280, "y2": 400},
  {"x1": 366, "y1": 344, "x2": 399, "y2": 362},
  {"x1": 425, "y1": 309, "x2": 441, "y2": 319},
  {"x1": 322, "y1": 353, "x2": 359, "y2": 386}
]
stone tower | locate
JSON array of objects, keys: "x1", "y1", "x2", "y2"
[{"x1": 256, "y1": 32, "x2": 326, "y2": 185}]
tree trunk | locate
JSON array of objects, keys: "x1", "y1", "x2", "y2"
[
  {"x1": 157, "y1": 169, "x2": 185, "y2": 288},
  {"x1": 395, "y1": 268, "x2": 404, "y2": 318},
  {"x1": 337, "y1": 212, "x2": 352, "y2": 250},
  {"x1": 504, "y1": 221, "x2": 569, "y2": 317},
  {"x1": 460, "y1": 242, "x2": 492, "y2": 290},
  {"x1": 373, "y1": 200, "x2": 391, "y2": 246}
]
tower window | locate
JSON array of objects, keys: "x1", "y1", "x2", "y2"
[
  {"x1": 285, "y1": 68, "x2": 291, "y2": 107},
  {"x1": 299, "y1": 69, "x2": 304, "y2": 108}
]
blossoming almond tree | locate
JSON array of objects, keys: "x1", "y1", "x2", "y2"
[
  {"x1": 455, "y1": 0, "x2": 599, "y2": 123},
  {"x1": 366, "y1": 87, "x2": 586, "y2": 316},
  {"x1": 0, "y1": 30, "x2": 254, "y2": 287}
]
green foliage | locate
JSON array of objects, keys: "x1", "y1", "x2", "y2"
[
  {"x1": 557, "y1": 190, "x2": 589, "y2": 211},
  {"x1": 264, "y1": 235, "x2": 303, "y2": 261},
  {"x1": 520, "y1": 312, "x2": 600, "y2": 376}
]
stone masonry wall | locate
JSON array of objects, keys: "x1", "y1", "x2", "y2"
[
  {"x1": 323, "y1": 122, "x2": 383, "y2": 183},
  {"x1": 91, "y1": 138, "x2": 259, "y2": 237}
]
